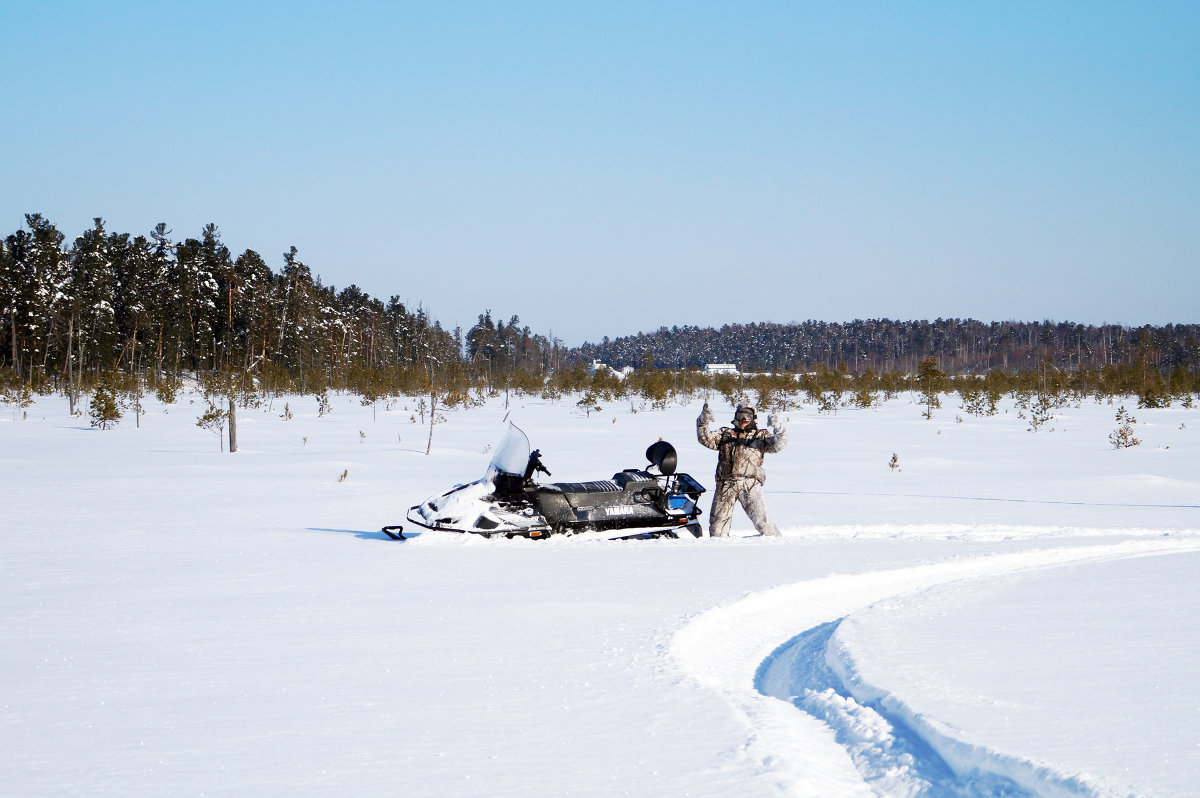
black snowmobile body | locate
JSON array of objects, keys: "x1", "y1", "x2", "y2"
[{"x1": 390, "y1": 422, "x2": 706, "y2": 540}]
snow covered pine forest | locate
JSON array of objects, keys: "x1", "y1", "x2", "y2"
[{"x1": 3, "y1": 387, "x2": 1198, "y2": 797}]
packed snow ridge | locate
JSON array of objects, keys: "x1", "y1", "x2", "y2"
[{"x1": 673, "y1": 540, "x2": 1200, "y2": 797}]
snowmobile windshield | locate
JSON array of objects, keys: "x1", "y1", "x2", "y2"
[{"x1": 486, "y1": 421, "x2": 532, "y2": 480}]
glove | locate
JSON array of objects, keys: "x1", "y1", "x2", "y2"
[
  {"x1": 700, "y1": 402, "x2": 714, "y2": 424},
  {"x1": 767, "y1": 414, "x2": 781, "y2": 429}
]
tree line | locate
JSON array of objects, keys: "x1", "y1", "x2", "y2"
[
  {"x1": 2, "y1": 214, "x2": 1197, "y2": 416},
  {"x1": 577, "y1": 318, "x2": 1200, "y2": 376},
  {"x1": 0, "y1": 214, "x2": 568, "y2": 407}
]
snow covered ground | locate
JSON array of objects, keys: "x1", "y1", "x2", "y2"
[{"x1": 2, "y1": 390, "x2": 1198, "y2": 797}]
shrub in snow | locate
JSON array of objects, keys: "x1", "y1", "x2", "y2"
[
  {"x1": 1109, "y1": 406, "x2": 1141, "y2": 449},
  {"x1": 89, "y1": 375, "x2": 122, "y2": 430},
  {"x1": 195, "y1": 398, "x2": 227, "y2": 450},
  {"x1": 2, "y1": 381, "x2": 35, "y2": 419}
]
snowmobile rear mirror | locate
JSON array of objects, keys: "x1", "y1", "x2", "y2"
[{"x1": 645, "y1": 441, "x2": 678, "y2": 475}]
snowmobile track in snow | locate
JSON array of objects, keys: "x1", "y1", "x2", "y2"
[{"x1": 671, "y1": 538, "x2": 1200, "y2": 797}]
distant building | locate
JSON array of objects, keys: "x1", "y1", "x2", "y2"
[
  {"x1": 704, "y1": 363, "x2": 739, "y2": 374},
  {"x1": 589, "y1": 361, "x2": 632, "y2": 379}
]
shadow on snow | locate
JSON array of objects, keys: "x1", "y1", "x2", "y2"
[{"x1": 755, "y1": 621, "x2": 1038, "y2": 797}]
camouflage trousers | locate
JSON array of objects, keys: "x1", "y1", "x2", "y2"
[{"x1": 709, "y1": 478, "x2": 781, "y2": 537}]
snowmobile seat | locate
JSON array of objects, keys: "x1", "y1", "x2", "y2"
[
  {"x1": 551, "y1": 480, "x2": 622, "y2": 496},
  {"x1": 539, "y1": 473, "x2": 662, "y2": 514},
  {"x1": 612, "y1": 469, "x2": 656, "y2": 488}
]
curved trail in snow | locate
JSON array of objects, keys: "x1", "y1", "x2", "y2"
[{"x1": 671, "y1": 538, "x2": 1200, "y2": 797}]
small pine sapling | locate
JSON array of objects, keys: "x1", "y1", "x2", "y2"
[
  {"x1": 1109, "y1": 405, "x2": 1141, "y2": 449},
  {"x1": 888, "y1": 453, "x2": 900, "y2": 472},
  {"x1": 2, "y1": 382, "x2": 35, "y2": 420},
  {"x1": 959, "y1": 384, "x2": 1000, "y2": 417},
  {"x1": 1015, "y1": 390, "x2": 1054, "y2": 432},
  {"x1": 195, "y1": 398, "x2": 227, "y2": 450},
  {"x1": 154, "y1": 374, "x2": 181, "y2": 407},
  {"x1": 915, "y1": 357, "x2": 945, "y2": 420},
  {"x1": 852, "y1": 385, "x2": 876, "y2": 409},
  {"x1": 577, "y1": 391, "x2": 602, "y2": 418},
  {"x1": 89, "y1": 375, "x2": 122, "y2": 429},
  {"x1": 121, "y1": 385, "x2": 145, "y2": 428}
]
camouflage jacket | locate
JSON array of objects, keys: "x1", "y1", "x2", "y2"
[{"x1": 696, "y1": 412, "x2": 788, "y2": 485}]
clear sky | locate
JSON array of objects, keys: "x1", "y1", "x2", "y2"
[{"x1": 3, "y1": 1, "x2": 1197, "y2": 345}]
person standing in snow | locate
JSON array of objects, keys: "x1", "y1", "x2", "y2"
[{"x1": 696, "y1": 402, "x2": 788, "y2": 537}]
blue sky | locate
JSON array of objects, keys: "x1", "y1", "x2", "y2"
[{"x1": 3, "y1": 1, "x2": 1196, "y2": 345}]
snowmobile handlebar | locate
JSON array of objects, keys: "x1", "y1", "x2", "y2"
[{"x1": 525, "y1": 449, "x2": 552, "y2": 480}]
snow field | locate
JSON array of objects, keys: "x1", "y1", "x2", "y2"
[
  {"x1": 829, "y1": 549, "x2": 1200, "y2": 797},
  {"x1": 1, "y1": 391, "x2": 1198, "y2": 796},
  {"x1": 681, "y1": 540, "x2": 1200, "y2": 797}
]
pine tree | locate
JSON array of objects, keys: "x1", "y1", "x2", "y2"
[
  {"x1": 70, "y1": 218, "x2": 119, "y2": 374},
  {"x1": 1109, "y1": 405, "x2": 1141, "y2": 449},
  {"x1": 14, "y1": 215, "x2": 68, "y2": 387},
  {"x1": 233, "y1": 249, "x2": 274, "y2": 369},
  {"x1": 1, "y1": 381, "x2": 35, "y2": 420},
  {"x1": 196, "y1": 396, "x2": 227, "y2": 451},
  {"x1": 0, "y1": 237, "x2": 18, "y2": 375},
  {"x1": 147, "y1": 223, "x2": 180, "y2": 374},
  {"x1": 277, "y1": 246, "x2": 318, "y2": 380},
  {"x1": 915, "y1": 357, "x2": 946, "y2": 419},
  {"x1": 89, "y1": 374, "x2": 122, "y2": 429},
  {"x1": 578, "y1": 391, "x2": 602, "y2": 417},
  {"x1": 182, "y1": 223, "x2": 229, "y2": 369},
  {"x1": 113, "y1": 232, "x2": 162, "y2": 376}
]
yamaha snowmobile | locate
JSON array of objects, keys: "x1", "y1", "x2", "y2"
[{"x1": 384, "y1": 422, "x2": 706, "y2": 540}]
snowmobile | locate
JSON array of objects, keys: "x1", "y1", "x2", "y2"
[{"x1": 383, "y1": 421, "x2": 706, "y2": 540}]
